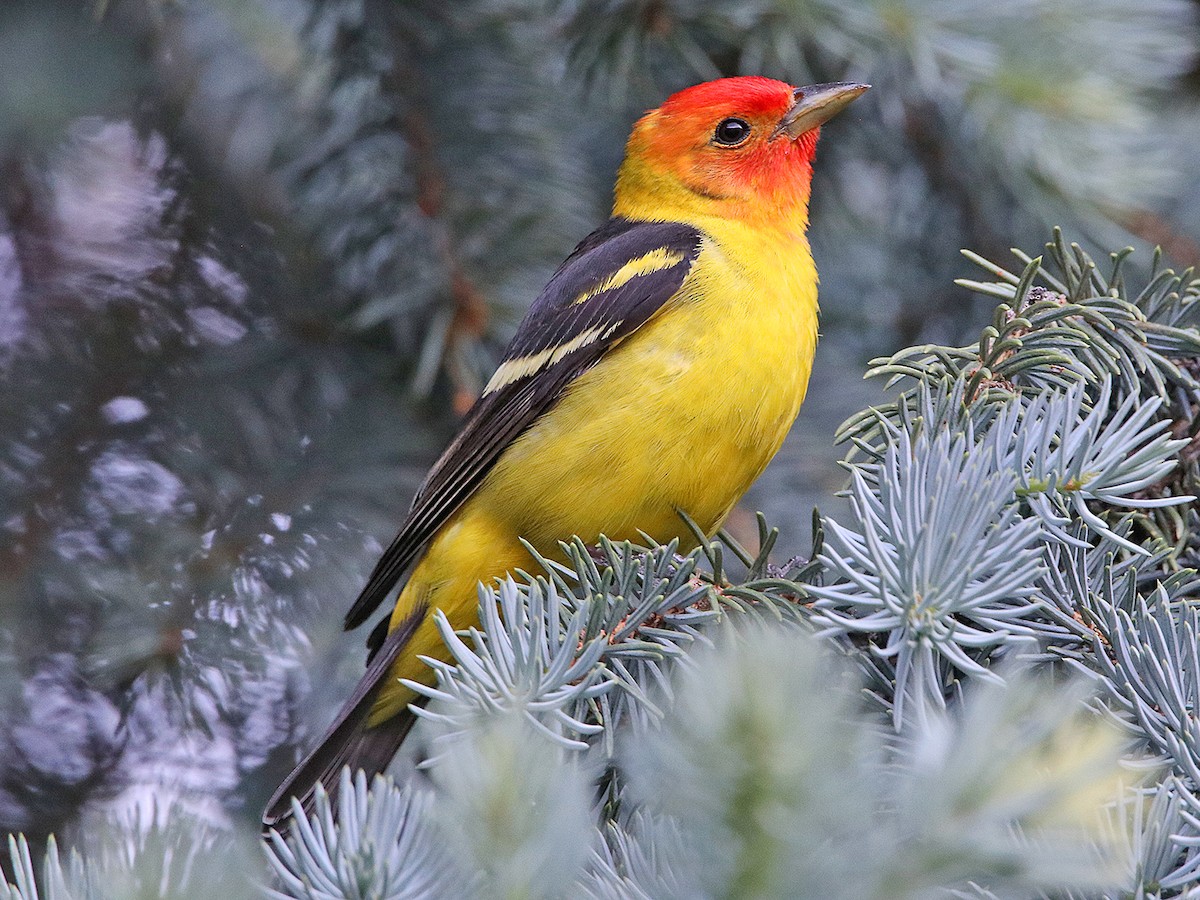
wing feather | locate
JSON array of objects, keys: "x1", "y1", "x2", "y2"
[{"x1": 344, "y1": 217, "x2": 703, "y2": 631}]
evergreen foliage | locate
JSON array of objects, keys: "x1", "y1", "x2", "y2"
[
  {"x1": 267, "y1": 240, "x2": 1200, "y2": 897},
  {"x1": 8, "y1": 238, "x2": 1200, "y2": 896},
  {"x1": 3, "y1": 0, "x2": 1200, "y2": 897}
]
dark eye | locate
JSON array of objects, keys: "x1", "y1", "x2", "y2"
[{"x1": 713, "y1": 117, "x2": 751, "y2": 146}]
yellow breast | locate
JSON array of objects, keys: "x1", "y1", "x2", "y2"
[
  {"x1": 375, "y1": 221, "x2": 819, "y2": 721},
  {"x1": 481, "y1": 222, "x2": 819, "y2": 547}
]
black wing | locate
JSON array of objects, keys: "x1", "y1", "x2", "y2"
[{"x1": 344, "y1": 217, "x2": 703, "y2": 631}]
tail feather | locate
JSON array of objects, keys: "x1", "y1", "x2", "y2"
[{"x1": 263, "y1": 602, "x2": 428, "y2": 832}]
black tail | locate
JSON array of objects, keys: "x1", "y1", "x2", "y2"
[{"x1": 263, "y1": 603, "x2": 428, "y2": 832}]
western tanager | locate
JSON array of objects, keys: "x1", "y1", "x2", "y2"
[{"x1": 264, "y1": 76, "x2": 867, "y2": 827}]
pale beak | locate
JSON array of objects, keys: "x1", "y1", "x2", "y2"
[{"x1": 772, "y1": 82, "x2": 870, "y2": 140}]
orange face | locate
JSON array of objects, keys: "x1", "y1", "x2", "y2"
[
  {"x1": 648, "y1": 78, "x2": 814, "y2": 202},
  {"x1": 618, "y1": 77, "x2": 867, "y2": 219}
]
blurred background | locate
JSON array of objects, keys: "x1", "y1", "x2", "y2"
[{"x1": 0, "y1": 0, "x2": 1198, "y2": 847}]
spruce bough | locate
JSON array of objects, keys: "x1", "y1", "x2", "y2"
[{"x1": 8, "y1": 235, "x2": 1200, "y2": 898}]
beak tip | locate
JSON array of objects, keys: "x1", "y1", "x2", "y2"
[{"x1": 779, "y1": 81, "x2": 870, "y2": 138}]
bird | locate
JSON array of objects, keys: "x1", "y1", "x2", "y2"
[{"x1": 264, "y1": 75, "x2": 868, "y2": 829}]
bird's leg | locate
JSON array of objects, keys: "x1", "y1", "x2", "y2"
[{"x1": 767, "y1": 554, "x2": 809, "y2": 578}]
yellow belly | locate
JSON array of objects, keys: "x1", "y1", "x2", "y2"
[{"x1": 370, "y1": 232, "x2": 818, "y2": 724}]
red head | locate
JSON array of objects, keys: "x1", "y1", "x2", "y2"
[{"x1": 614, "y1": 77, "x2": 867, "y2": 228}]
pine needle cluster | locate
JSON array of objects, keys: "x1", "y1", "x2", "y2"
[{"x1": 10, "y1": 236, "x2": 1198, "y2": 898}]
